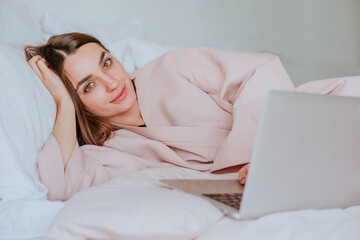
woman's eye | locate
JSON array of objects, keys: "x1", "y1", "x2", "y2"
[
  {"x1": 84, "y1": 82, "x2": 94, "y2": 93},
  {"x1": 103, "y1": 59, "x2": 111, "y2": 70}
]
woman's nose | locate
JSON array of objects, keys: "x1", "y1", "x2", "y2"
[{"x1": 103, "y1": 75, "x2": 118, "y2": 92}]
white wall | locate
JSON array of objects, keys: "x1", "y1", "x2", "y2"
[{"x1": 44, "y1": 0, "x2": 360, "y2": 86}]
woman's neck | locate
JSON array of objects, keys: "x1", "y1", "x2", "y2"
[{"x1": 107, "y1": 99, "x2": 145, "y2": 127}]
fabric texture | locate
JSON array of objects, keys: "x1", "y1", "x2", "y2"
[
  {"x1": 41, "y1": 11, "x2": 145, "y2": 47},
  {"x1": 45, "y1": 167, "x2": 360, "y2": 240},
  {"x1": 0, "y1": 0, "x2": 43, "y2": 44},
  {"x1": 0, "y1": 199, "x2": 64, "y2": 240},
  {"x1": 0, "y1": 43, "x2": 56, "y2": 202},
  {"x1": 295, "y1": 75, "x2": 360, "y2": 97},
  {"x1": 45, "y1": 168, "x2": 226, "y2": 240},
  {"x1": 108, "y1": 38, "x2": 168, "y2": 73}
]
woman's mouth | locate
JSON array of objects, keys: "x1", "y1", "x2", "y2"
[{"x1": 110, "y1": 86, "x2": 127, "y2": 103}]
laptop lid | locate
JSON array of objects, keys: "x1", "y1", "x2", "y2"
[{"x1": 239, "y1": 90, "x2": 360, "y2": 219}]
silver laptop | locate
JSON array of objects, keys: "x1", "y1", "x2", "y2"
[{"x1": 161, "y1": 90, "x2": 360, "y2": 220}]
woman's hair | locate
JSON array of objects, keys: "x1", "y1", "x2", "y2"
[{"x1": 24, "y1": 32, "x2": 119, "y2": 146}]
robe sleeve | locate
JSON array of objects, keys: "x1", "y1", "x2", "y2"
[
  {"x1": 162, "y1": 48, "x2": 295, "y2": 172},
  {"x1": 295, "y1": 76, "x2": 360, "y2": 97},
  {"x1": 37, "y1": 135, "x2": 146, "y2": 201},
  {"x1": 212, "y1": 50, "x2": 295, "y2": 172}
]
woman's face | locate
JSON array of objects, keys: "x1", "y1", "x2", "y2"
[{"x1": 63, "y1": 43, "x2": 138, "y2": 123}]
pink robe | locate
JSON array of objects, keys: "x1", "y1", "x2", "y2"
[{"x1": 37, "y1": 47, "x2": 360, "y2": 201}]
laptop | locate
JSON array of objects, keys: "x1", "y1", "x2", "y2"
[{"x1": 160, "y1": 90, "x2": 360, "y2": 220}]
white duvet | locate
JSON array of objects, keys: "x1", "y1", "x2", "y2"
[{"x1": 41, "y1": 167, "x2": 360, "y2": 240}]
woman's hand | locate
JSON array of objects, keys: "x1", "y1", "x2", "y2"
[
  {"x1": 28, "y1": 55, "x2": 76, "y2": 170},
  {"x1": 28, "y1": 55, "x2": 70, "y2": 105},
  {"x1": 238, "y1": 163, "x2": 249, "y2": 185}
]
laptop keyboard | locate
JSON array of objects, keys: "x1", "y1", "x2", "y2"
[{"x1": 202, "y1": 193, "x2": 242, "y2": 210}]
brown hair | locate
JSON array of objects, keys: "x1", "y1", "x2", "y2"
[{"x1": 24, "y1": 32, "x2": 119, "y2": 146}]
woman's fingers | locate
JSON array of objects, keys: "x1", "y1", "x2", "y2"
[
  {"x1": 34, "y1": 57, "x2": 69, "y2": 104},
  {"x1": 238, "y1": 163, "x2": 250, "y2": 185},
  {"x1": 27, "y1": 55, "x2": 43, "y2": 81},
  {"x1": 27, "y1": 55, "x2": 41, "y2": 65},
  {"x1": 36, "y1": 58, "x2": 53, "y2": 80}
]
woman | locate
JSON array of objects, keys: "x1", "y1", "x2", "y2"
[{"x1": 25, "y1": 33, "x2": 295, "y2": 201}]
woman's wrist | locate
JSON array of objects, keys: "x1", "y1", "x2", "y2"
[
  {"x1": 52, "y1": 94, "x2": 77, "y2": 170},
  {"x1": 56, "y1": 95, "x2": 74, "y2": 109}
]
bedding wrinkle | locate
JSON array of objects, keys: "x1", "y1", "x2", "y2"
[{"x1": 296, "y1": 76, "x2": 360, "y2": 97}]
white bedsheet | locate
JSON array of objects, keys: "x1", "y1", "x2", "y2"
[
  {"x1": 2, "y1": 167, "x2": 360, "y2": 240},
  {"x1": 0, "y1": 199, "x2": 64, "y2": 240},
  {"x1": 199, "y1": 205, "x2": 360, "y2": 240},
  {"x1": 41, "y1": 168, "x2": 360, "y2": 239}
]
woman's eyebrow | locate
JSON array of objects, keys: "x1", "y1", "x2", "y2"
[
  {"x1": 76, "y1": 74, "x2": 92, "y2": 91},
  {"x1": 99, "y1": 51, "x2": 106, "y2": 65},
  {"x1": 75, "y1": 51, "x2": 107, "y2": 91}
]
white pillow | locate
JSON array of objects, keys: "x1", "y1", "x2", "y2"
[
  {"x1": 46, "y1": 169, "x2": 224, "y2": 240},
  {"x1": 109, "y1": 38, "x2": 168, "y2": 73},
  {"x1": 0, "y1": 199, "x2": 64, "y2": 239},
  {"x1": 0, "y1": 0, "x2": 43, "y2": 44},
  {"x1": 0, "y1": 43, "x2": 56, "y2": 202},
  {"x1": 41, "y1": 11, "x2": 145, "y2": 47}
]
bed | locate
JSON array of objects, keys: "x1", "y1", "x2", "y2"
[{"x1": 1, "y1": 1, "x2": 359, "y2": 239}]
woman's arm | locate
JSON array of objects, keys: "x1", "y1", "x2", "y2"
[
  {"x1": 28, "y1": 56, "x2": 76, "y2": 170},
  {"x1": 53, "y1": 97, "x2": 76, "y2": 169},
  {"x1": 28, "y1": 57, "x2": 149, "y2": 201},
  {"x1": 160, "y1": 48, "x2": 294, "y2": 183}
]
